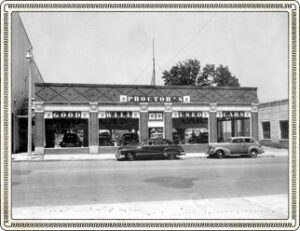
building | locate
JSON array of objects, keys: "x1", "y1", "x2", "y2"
[
  {"x1": 258, "y1": 99, "x2": 288, "y2": 148},
  {"x1": 33, "y1": 83, "x2": 259, "y2": 155},
  {"x1": 12, "y1": 13, "x2": 44, "y2": 153}
]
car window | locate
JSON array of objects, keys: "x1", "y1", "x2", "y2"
[
  {"x1": 165, "y1": 140, "x2": 173, "y2": 145},
  {"x1": 153, "y1": 140, "x2": 164, "y2": 146},
  {"x1": 139, "y1": 141, "x2": 146, "y2": 146},
  {"x1": 245, "y1": 138, "x2": 255, "y2": 143},
  {"x1": 232, "y1": 138, "x2": 244, "y2": 143}
]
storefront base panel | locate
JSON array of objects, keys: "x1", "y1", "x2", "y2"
[
  {"x1": 98, "y1": 146, "x2": 119, "y2": 154},
  {"x1": 181, "y1": 144, "x2": 209, "y2": 153},
  {"x1": 260, "y1": 140, "x2": 289, "y2": 149},
  {"x1": 44, "y1": 147, "x2": 90, "y2": 154}
]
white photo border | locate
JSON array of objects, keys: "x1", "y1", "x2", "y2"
[{"x1": 1, "y1": 1, "x2": 299, "y2": 230}]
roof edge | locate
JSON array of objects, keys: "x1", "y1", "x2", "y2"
[{"x1": 35, "y1": 82, "x2": 258, "y2": 90}]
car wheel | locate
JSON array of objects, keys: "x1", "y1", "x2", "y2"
[
  {"x1": 250, "y1": 149, "x2": 258, "y2": 158},
  {"x1": 126, "y1": 152, "x2": 135, "y2": 161},
  {"x1": 216, "y1": 150, "x2": 225, "y2": 159},
  {"x1": 169, "y1": 154, "x2": 176, "y2": 160}
]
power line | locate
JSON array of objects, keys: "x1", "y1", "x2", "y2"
[
  {"x1": 132, "y1": 60, "x2": 152, "y2": 84},
  {"x1": 165, "y1": 13, "x2": 218, "y2": 67}
]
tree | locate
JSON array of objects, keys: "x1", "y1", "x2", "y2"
[
  {"x1": 214, "y1": 65, "x2": 240, "y2": 87},
  {"x1": 196, "y1": 64, "x2": 216, "y2": 87},
  {"x1": 162, "y1": 59, "x2": 240, "y2": 87},
  {"x1": 162, "y1": 59, "x2": 200, "y2": 86}
]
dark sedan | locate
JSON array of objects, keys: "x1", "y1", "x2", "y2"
[
  {"x1": 116, "y1": 138, "x2": 185, "y2": 161},
  {"x1": 60, "y1": 133, "x2": 82, "y2": 148}
]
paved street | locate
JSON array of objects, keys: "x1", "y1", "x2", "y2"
[{"x1": 12, "y1": 156, "x2": 288, "y2": 219}]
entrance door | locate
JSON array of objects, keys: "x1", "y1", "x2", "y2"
[{"x1": 148, "y1": 127, "x2": 164, "y2": 139}]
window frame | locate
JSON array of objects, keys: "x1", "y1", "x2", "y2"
[
  {"x1": 280, "y1": 120, "x2": 288, "y2": 140},
  {"x1": 262, "y1": 121, "x2": 271, "y2": 139}
]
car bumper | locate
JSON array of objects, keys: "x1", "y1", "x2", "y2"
[
  {"x1": 206, "y1": 149, "x2": 215, "y2": 155},
  {"x1": 116, "y1": 151, "x2": 125, "y2": 160},
  {"x1": 179, "y1": 151, "x2": 186, "y2": 156}
]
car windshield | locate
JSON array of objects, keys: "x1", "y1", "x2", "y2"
[
  {"x1": 63, "y1": 134, "x2": 77, "y2": 142},
  {"x1": 139, "y1": 141, "x2": 146, "y2": 146}
]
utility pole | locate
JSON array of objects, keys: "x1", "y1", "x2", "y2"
[
  {"x1": 26, "y1": 50, "x2": 33, "y2": 158},
  {"x1": 151, "y1": 39, "x2": 156, "y2": 86}
]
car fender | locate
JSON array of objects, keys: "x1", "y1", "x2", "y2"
[
  {"x1": 163, "y1": 147, "x2": 179, "y2": 156},
  {"x1": 214, "y1": 147, "x2": 231, "y2": 155},
  {"x1": 247, "y1": 146, "x2": 263, "y2": 154}
]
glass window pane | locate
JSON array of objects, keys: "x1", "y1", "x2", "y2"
[
  {"x1": 262, "y1": 122, "x2": 271, "y2": 139},
  {"x1": 280, "y1": 120, "x2": 288, "y2": 139}
]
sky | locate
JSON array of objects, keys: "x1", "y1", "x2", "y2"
[{"x1": 20, "y1": 12, "x2": 288, "y2": 103}]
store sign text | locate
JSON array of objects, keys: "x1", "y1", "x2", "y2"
[
  {"x1": 217, "y1": 111, "x2": 251, "y2": 118},
  {"x1": 53, "y1": 111, "x2": 81, "y2": 119},
  {"x1": 98, "y1": 111, "x2": 140, "y2": 118},
  {"x1": 173, "y1": 111, "x2": 209, "y2": 118},
  {"x1": 120, "y1": 95, "x2": 190, "y2": 103}
]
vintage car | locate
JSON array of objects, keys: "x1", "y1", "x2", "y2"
[
  {"x1": 59, "y1": 133, "x2": 82, "y2": 148},
  {"x1": 119, "y1": 133, "x2": 139, "y2": 146},
  {"x1": 116, "y1": 138, "x2": 185, "y2": 161},
  {"x1": 206, "y1": 137, "x2": 264, "y2": 158}
]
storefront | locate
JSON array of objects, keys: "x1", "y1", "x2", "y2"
[{"x1": 33, "y1": 83, "x2": 259, "y2": 154}]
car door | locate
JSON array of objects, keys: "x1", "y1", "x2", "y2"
[
  {"x1": 152, "y1": 140, "x2": 165, "y2": 156},
  {"x1": 244, "y1": 138, "x2": 255, "y2": 153},
  {"x1": 145, "y1": 140, "x2": 157, "y2": 156},
  {"x1": 230, "y1": 138, "x2": 245, "y2": 154}
]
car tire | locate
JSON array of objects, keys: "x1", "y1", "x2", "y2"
[
  {"x1": 249, "y1": 149, "x2": 258, "y2": 158},
  {"x1": 216, "y1": 150, "x2": 225, "y2": 159},
  {"x1": 168, "y1": 154, "x2": 176, "y2": 160},
  {"x1": 126, "y1": 152, "x2": 135, "y2": 161}
]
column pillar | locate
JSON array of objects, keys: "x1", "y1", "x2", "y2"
[
  {"x1": 89, "y1": 102, "x2": 99, "y2": 154},
  {"x1": 34, "y1": 102, "x2": 45, "y2": 156},
  {"x1": 251, "y1": 103, "x2": 259, "y2": 140},
  {"x1": 139, "y1": 103, "x2": 148, "y2": 141},
  {"x1": 164, "y1": 103, "x2": 173, "y2": 141},
  {"x1": 209, "y1": 103, "x2": 218, "y2": 143}
]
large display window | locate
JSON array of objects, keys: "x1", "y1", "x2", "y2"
[
  {"x1": 98, "y1": 111, "x2": 139, "y2": 146},
  {"x1": 45, "y1": 118, "x2": 89, "y2": 148},
  {"x1": 172, "y1": 111, "x2": 209, "y2": 144},
  {"x1": 217, "y1": 111, "x2": 251, "y2": 142}
]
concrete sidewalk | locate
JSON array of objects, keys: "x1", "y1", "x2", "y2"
[
  {"x1": 12, "y1": 194, "x2": 288, "y2": 219},
  {"x1": 12, "y1": 146, "x2": 288, "y2": 162}
]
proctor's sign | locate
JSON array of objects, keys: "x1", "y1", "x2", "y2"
[{"x1": 120, "y1": 95, "x2": 190, "y2": 103}]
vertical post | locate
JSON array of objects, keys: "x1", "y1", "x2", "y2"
[
  {"x1": 26, "y1": 50, "x2": 33, "y2": 158},
  {"x1": 151, "y1": 39, "x2": 156, "y2": 86},
  {"x1": 251, "y1": 103, "x2": 259, "y2": 140},
  {"x1": 164, "y1": 103, "x2": 173, "y2": 141},
  {"x1": 209, "y1": 103, "x2": 218, "y2": 143},
  {"x1": 139, "y1": 103, "x2": 148, "y2": 141},
  {"x1": 89, "y1": 102, "x2": 99, "y2": 154},
  {"x1": 34, "y1": 102, "x2": 45, "y2": 156}
]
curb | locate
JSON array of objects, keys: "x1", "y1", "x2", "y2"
[{"x1": 11, "y1": 153, "x2": 285, "y2": 162}]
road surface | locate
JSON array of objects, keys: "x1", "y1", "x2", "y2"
[{"x1": 12, "y1": 156, "x2": 288, "y2": 208}]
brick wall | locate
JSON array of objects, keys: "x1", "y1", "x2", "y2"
[{"x1": 258, "y1": 99, "x2": 288, "y2": 148}]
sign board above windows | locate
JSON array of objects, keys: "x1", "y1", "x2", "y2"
[
  {"x1": 149, "y1": 112, "x2": 163, "y2": 121},
  {"x1": 98, "y1": 111, "x2": 140, "y2": 119},
  {"x1": 44, "y1": 111, "x2": 89, "y2": 119},
  {"x1": 120, "y1": 95, "x2": 190, "y2": 103},
  {"x1": 172, "y1": 111, "x2": 209, "y2": 118},
  {"x1": 216, "y1": 111, "x2": 251, "y2": 118}
]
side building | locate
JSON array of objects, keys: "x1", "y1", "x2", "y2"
[
  {"x1": 33, "y1": 83, "x2": 259, "y2": 155},
  {"x1": 12, "y1": 12, "x2": 44, "y2": 153},
  {"x1": 258, "y1": 99, "x2": 288, "y2": 148}
]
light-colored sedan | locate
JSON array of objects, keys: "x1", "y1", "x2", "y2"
[{"x1": 206, "y1": 137, "x2": 264, "y2": 158}]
